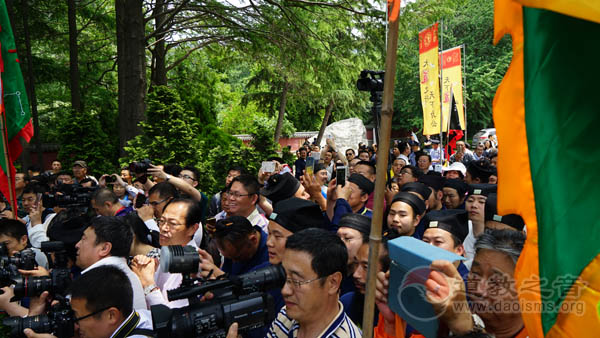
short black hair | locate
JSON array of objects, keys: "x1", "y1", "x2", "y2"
[
  {"x1": 230, "y1": 174, "x2": 260, "y2": 196},
  {"x1": 182, "y1": 165, "x2": 200, "y2": 181},
  {"x1": 358, "y1": 149, "x2": 370, "y2": 156},
  {"x1": 345, "y1": 148, "x2": 355, "y2": 155},
  {"x1": 398, "y1": 141, "x2": 410, "y2": 154},
  {"x1": 298, "y1": 147, "x2": 307, "y2": 152},
  {"x1": 163, "y1": 198, "x2": 202, "y2": 228},
  {"x1": 402, "y1": 165, "x2": 423, "y2": 179},
  {"x1": 79, "y1": 177, "x2": 97, "y2": 186},
  {"x1": 212, "y1": 215, "x2": 256, "y2": 245},
  {"x1": 87, "y1": 216, "x2": 132, "y2": 258},
  {"x1": 416, "y1": 152, "x2": 431, "y2": 163},
  {"x1": 285, "y1": 228, "x2": 348, "y2": 282},
  {"x1": 0, "y1": 218, "x2": 27, "y2": 240},
  {"x1": 91, "y1": 187, "x2": 118, "y2": 205},
  {"x1": 27, "y1": 165, "x2": 42, "y2": 173},
  {"x1": 355, "y1": 160, "x2": 376, "y2": 175},
  {"x1": 69, "y1": 265, "x2": 132, "y2": 319},
  {"x1": 22, "y1": 183, "x2": 48, "y2": 195},
  {"x1": 228, "y1": 166, "x2": 245, "y2": 175},
  {"x1": 148, "y1": 182, "x2": 179, "y2": 199}
]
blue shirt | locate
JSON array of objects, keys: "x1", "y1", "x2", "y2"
[
  {"x1": 331, "y1": 199, "x2": 372, "y2": 227},
  {"x1": 221, "y1": 229, "x2": 269, "y2": 276},
  {"x1": 294, "y1": 158, "x2": 306, "y2": 180}
]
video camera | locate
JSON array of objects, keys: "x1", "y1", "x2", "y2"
[
  {"x1": 356, "y1": 69, "x2": 385, "y2": 92},
  {"x1": 3, "y1": 296, "x2": 74, "y2": 338},
  {"x1": 151, "y1": 245, "x2": 286, "y2": 338},
  {"x1": 43, "y1": 185, "x2": 95, "y2": 208}
]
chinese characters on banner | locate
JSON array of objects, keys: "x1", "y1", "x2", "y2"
[
  {"x1": 440, "y1": 47, "x2": 466, "y2": 131},
  {"x1": 419, "y1": 23, "x2": 441, "y2": 136}
]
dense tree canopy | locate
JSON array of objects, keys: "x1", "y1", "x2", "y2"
[{"x1": 12, "y1": 0, "x2": 510, "y2": 194}]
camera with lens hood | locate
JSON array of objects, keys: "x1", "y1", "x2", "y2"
[{"x1": 150, "y1": 245, "x2": 286, "y2": 338}]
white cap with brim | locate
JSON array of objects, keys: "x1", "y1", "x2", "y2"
[{"x1": 442, "y1": 162, "x2": 467, "y2": 176}]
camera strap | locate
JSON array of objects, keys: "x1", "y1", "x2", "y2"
[{"x1": 113, "y1": 311, "x2": 151, "y2": 338}]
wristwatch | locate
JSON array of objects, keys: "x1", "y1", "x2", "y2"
[
  {"x1": 144, "y1": 284, "x2": 159, "y2": 296},
  {"x1": 165, "y1": 174, "x2": 171, "y2": 182}
]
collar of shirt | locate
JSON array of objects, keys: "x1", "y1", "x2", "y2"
[
  {"x1": 288, "y1": 301, "x2": 351, "y2": 338},
  {"x1": 81, "y1": 256, "x2": 128, "y2": 274}
]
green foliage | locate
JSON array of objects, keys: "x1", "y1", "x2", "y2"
[
  {"x1": 123, "y1": 86, "x2": 201, "y2": 165},
  {"x1": 56, "y1": 108, "x2": 118, "y2": 176}
]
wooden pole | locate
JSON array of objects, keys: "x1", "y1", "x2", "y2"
[{"x1": 361, "y1": 7, "x2": 400, "y2": 338}]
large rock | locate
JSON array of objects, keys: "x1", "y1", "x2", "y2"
[{"x1": 319, "y1": 118, "x2": 368, "y2": 154}]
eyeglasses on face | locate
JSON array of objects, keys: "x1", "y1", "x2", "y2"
[
  {"x1": 226, "y1": 190, "x2": 253, "y2": 199},
  {"x1": 74, "y1": 306, "x2": 111, "y2": 322},
  {"x1": 284, "y1": 275, "x2": 326, "y2": 288}
]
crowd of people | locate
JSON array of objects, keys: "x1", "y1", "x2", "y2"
[{"x1": 0, "y1": 132, "x2": 528, "y2": 338}]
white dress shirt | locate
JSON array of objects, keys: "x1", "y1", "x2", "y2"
[{"x1": 82, "y1": 256, "x2": 147, "y2": 310}]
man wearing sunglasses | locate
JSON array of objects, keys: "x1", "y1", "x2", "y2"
[
  {"x1": 24, "y1": 265, "x2": 153, "y2": 338},
  {"x1": 267, "y1": 228, "x2": 361, "y2": 338}
]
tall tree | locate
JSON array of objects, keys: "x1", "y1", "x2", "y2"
[
  {"x1": 115, "y1": 0, "x2": 146, "y2": 156},
  {"x1": 67, "y1": 0, "x2": 81, "y2": 113}
]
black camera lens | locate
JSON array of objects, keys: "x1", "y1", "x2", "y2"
[
  {"x1": 3, "y1": 315, "x2": 53, "y2": 338},
  {"x1": 159, "y1": 245, "x2": 199, "y2": 274}
]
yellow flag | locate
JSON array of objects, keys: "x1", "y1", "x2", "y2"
[
  {"x1": 419, "y1": 23, "x2": 441, "y2": 135},
  {"x1": 440, "y1": 47, "x2": 465, "y2": 131}
]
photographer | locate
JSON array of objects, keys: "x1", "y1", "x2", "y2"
[
  {"x1": 22, "y1": 183, "x2": 56, "y2": 248},
  {"x1": 75, "y1": 216, "x2": 146, "y2": 309},
  {"x1": 90, "y1": 188, "x2": 133, "y2": 217},
  {"x1": 199, "y1": 216, "x2": 268, "y2": 278},
  {"x1": 22, "y1": 265, "x2": 152, "y2": 338},
  {"x1": 0, "y1": 218, "x2": 48, "y2": 268},
  {"x1": 131, "y1": 198, "x2": 201, "y2": 309}
]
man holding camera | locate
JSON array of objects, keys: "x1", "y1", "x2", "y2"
[
  {"x1": 22, "y1": 265, "x2": 153, "y2": 338},
  {"x1": 75, "y1": 216, "x2": 146, "y2": 310},
  {"x1": 198, "y1": 216, "x2": 269, "y2": 278},
  {"x1": 90, "y1": 188, "x2": 133, "y2": 217},
  {"x1": 21, "y1": 183, "x2": 56, "y2": 248},
  {"x1": 132, "y1": 198, "x2": 201, "y2": 309}
]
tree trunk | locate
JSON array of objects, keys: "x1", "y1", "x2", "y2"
[
  {"x1": 67, "y1": 0, "x2": 82, "y2": 113},
  {"x1": 21, "y1": 0, "x2": 42, "y2": 167},
  {"x1": 150, "y1": 0, "x2": 168, "y2": 88},
  {"x1": 316, "y1": 98, "x2": 334, "y2": 145},
  {"x1": 273, "y1": 80, "x2": 289, "y2": 144},
  {"x1": 116, "y1": 0, "x2": 147, "y2": 157}
]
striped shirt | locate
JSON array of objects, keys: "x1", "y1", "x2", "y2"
[{"x1": 267, "y1": 301, "x2": 362, "y2": 338}]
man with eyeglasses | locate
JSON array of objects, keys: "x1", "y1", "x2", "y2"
[
  {"x1": 132, "y1": 198, "x2": 201, "y2": 309},
  {"x1": 208, "y1": 166, "x2": 244, "y2": 217},
  {"x1": 226, "y1": 174, "x2": 268, "y2": 232},
  {"x1": 23, "y1": 265, "x2": 153, "y2": 338},
  {"x1": 396, "y1": 165, "x2": 422, "y2": 189},
  {"x1": 267, "y1": 228, "x2": 361, "y2": 338}
]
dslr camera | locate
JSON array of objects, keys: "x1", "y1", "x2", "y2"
[
  {"x1": 129, "y1": 159, "x2": 152, "y2": 175},
  {"x1": 151, "y1": 245, "x2": 286, "y2": 338},
  {"x1": 3, "y1": 296, "x2": 74, "y2": 338}
]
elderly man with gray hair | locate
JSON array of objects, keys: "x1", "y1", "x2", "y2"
[{"x1": 374, "y1": 229, "x2": 527, "y2": 338}]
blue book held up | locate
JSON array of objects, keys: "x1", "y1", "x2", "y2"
[{"x1": 387, "y1": 236, "x2": 465, "y2": 338}]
